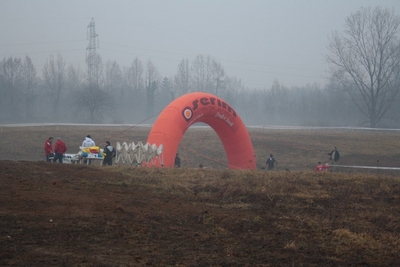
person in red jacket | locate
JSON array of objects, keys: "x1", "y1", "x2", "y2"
[
  {"x1": 314, "y1": 162, "x2": 330, "y2": 172},
  {"x1": 44, "y1": 137, "x2": 54, "y2": 162},
  {"x1": 53, "y1": 137, "x2": 67, "y2": 163}
]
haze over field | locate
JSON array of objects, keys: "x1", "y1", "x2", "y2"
[
  {"x1": 1, "y1": 0, "x2": 398, "y2": 88},
  {"x1": 1, "y1": 1, "x2": 400, "y2": 128}
]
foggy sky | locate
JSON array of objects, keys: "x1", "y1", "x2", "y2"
[{"x1": 1, "y1": 0, "x2": 399, "y2": 89}]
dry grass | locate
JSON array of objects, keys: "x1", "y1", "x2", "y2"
[{"x1": 102, "y1": 165, "x2": 400, "y2": 265}]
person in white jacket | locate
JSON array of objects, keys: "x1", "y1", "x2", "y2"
[
  {"x1": 82, "y1": 135, "x2": 95, "y2": 164},
  {"x1": 82, "y1": 135, "x2": 95, "y2": 147}
]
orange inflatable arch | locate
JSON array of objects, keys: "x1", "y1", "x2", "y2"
[{"x1": 146, "y1": 92, "x2": 256, "y2": 169}]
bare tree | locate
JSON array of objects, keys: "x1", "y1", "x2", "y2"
[
  {"x1": 103, "y1": 60, "x2": 123, "y2": 121},
  {"x1": 104, "y1": 60, "x2": 123, "y2": 93},
  {"x1": 145, "y1": 60, "x2": 160, "y2": 116},
  {"x1": 222, "y1": 76, "x2": 244, "y2": 105},
  {"x1": 191, "y1": 55, "x2": 225, "y2": 95},
  {"x1": 73, "y1": 84, "x2": 114, "y2": 123},
  {"x1": 120, "y1": 58, "x2": 145, "y2": 122},
  {"x1": 266, "y1": 79, "x2": 290, "y2": 123},
  {"x1": 326, "y1": 6, "x2": 400, "y2": 128},
  {"x1": 174, "y1": 58, "x2": 191, "y2": 96},
  {"x1": 160, "y1": 76, "x2": 173, "y2": 102},
  {"x1": 87, "y1": 53, "x2": 103, "y2": 89},
  {"x1": 42, "y1": 54, "x2": 66, "y2": 119},
  {"x1": 0, "y1": 57, "x2": 23, "y2": 119},
  {"x1": 70, "y1": 53, "x2": 114, "y2": 123},
  {"x1": 21, "y1": 56, "x2": 37, "y2": 120},
  {"x1": 126, "y1": 57, "x2": 144, "y2": 92},
  {"x1": 191, "y1": 55, "x2": 213, "y2": 93},
  {"x1": 212, "y1": 60, "x2": 226, "y2": 95},
  {"x1": 66, "y1": 64, "x2": 83, "y2": 92}
]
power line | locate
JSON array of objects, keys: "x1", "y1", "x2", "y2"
[
  {"x1": 0, "y1": 40, "x2": 87, "y2": 47},
  {"x1": 99, "y1": 47, "x2": 324, "y2": 82},
  {"x1": 101, "y1": 41, "x2": 321, "y2": 72},
  {"x1": 0, "y1": 48, "x2": 86, "y2": 57}
]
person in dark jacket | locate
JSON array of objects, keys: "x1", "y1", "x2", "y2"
[
  {"x1": 44, "y1": 137, "x2": 54, "y2": 162},
  {"x1": 328, "y1": 146, "x2": 340, "y2": 164},
  {"x1": 266, "y1": 154, "x2": 277, "y2": 170},
  {"x1": 103, "y1": 141, "x2": 116, "y2": 166},
  {"x1": 53, "y1": 137, "x2": 67, "y2": 163},
  {"x1": 174, "y1": 153, "x2": 181, "y2": 167}
]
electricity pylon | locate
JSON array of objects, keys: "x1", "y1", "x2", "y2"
[{"x1": 86, "y1": 17, "x2": 99, "y2": 85}]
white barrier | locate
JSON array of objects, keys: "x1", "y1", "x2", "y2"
[
  {"x1": 115, "y1": 142, "x2": 163, "y2": 166},
  {"x1": 63, "y1": 153, "x2": 80, "y2": 164},
  {"x1": 333, "y1": 165, "x2": 400, "y2": 170}
]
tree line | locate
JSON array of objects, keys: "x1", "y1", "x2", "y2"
[{"x1": 1, "y1": 6, "x2": 400, "y2": 128}]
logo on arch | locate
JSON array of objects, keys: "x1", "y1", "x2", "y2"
[{"x1": 182, "y1": 107, "x2": 193, "y2": 121}]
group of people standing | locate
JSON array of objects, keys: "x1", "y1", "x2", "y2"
[
  {"x1": 44, "y1": 134, "x2": 115, "y2": 165},
  {"x1": 173, "y1": 148, "x2": 338, "y2": 171},
  {"x1": 44, "y1": 137, "x2": 67, "y2": 163},
  {"x1": 81, "y1": 135, "x2": 116, "y2": 166},
  {"x1": 45, "y1": 142, "x2": 338, "y2": 170},
  {"x1": 263, "y1": 146, "x2": 340, "y2": 172},
  {"x1": 314, "y1": 146, "x2": 340, "y2": 172}
]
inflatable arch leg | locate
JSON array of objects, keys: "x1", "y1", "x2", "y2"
[{"x1": 146, "y1": 92, "x2": 256, "y2": 169}]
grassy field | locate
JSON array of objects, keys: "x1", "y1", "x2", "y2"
[{"x1": 1, "y1": 124, "x2": 399, "y2": 172}]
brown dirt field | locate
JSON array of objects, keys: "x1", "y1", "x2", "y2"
[{"x1": 0, "y1": 126, "x2": 400, "y2": 266}]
